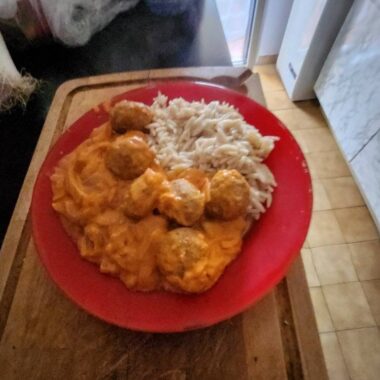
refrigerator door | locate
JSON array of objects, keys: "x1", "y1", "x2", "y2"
[{"x1": 277, "y1": 0, "x2": 352, "y2": 101}]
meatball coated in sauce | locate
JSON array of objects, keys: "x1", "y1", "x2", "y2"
[
  {"x1": 158, "y1": 178, "x2": 205, "y2": 226},
  {"x1": 110, "y1": 100, "x2": 154, "y2": 134},
  {"x1": 105, "y1": 134, "x2": 155, "y2": 180},
  {"x1": 206, "y1": 169, "x2": 250, "y2": 220},
  {"x1": 123, "y1": 169, "x2": 166, "y2": 219},
  {"x1": 157, "y1": 228, "x2": 212, "y2": 293}
]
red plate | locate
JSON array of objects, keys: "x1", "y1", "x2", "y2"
[{"x1": 31, "y1": 81, "x2": 312, "y2": 332}]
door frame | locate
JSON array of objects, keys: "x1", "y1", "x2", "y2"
[{"x1": 240, "y1": 0, "x2": 266, "y2": 67}]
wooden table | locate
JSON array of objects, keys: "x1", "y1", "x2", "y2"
[{"x1": 0, "y1": 67, "x2": 328, "y2": 380}]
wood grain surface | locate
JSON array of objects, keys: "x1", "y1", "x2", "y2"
[{"x1": 0, "y1": 67, "x2": 328, "y2": 380}]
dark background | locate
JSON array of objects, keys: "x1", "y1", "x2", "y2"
[{"x1": 0, "y1": 0, "x2": 231, "y2": 244}]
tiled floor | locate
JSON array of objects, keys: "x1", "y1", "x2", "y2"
[{"x1": 254, "y1": 64, "x2": 380, "y2": 380}]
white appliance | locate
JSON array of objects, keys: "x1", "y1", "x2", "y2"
[{"x1": 276, "y1": 0, "x2": 353, "y2": 101}]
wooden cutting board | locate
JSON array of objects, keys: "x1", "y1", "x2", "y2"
[{"x1": 0, "y1": 67, "x2": 328, "y2": 380}]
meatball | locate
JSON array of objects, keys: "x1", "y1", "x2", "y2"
[
  {"x1": 105, "y1": 134, "x2": 154, "y2": 180},
  {"x1": 110, "y1": 100, "x2": 154, "y2": 134},
  {"x1": 157, "y1": 228, "x2": 211, "y2": 293},
  {"x1": 123, "y1": 169, "x2": 166, "y2": 218},
  {"x1": 206, "y1": 169, "x2": 250, "y2": 220},
  {"x1": 158, "y1": 178, "x2": 205, "y2": 226}
]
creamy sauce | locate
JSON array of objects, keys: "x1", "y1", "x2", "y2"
[{"x1": 51, "y1": 123, "x2": 249, "y2": 293}]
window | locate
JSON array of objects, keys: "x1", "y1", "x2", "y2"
[{"x1": 216, "y1": 0, "x2": 257, "y2": 65}]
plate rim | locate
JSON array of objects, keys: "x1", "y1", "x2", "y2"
[{"x1": 31, "y1": 80, "x2": 313, "y2": 332}]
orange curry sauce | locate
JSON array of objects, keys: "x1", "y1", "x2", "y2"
[{"x1": 51, "y1": 123, "x2": 249, "y2": 293}]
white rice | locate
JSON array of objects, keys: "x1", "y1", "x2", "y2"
[{"x1": 147, "y1": 93, "x2": 278, "y2": 220}]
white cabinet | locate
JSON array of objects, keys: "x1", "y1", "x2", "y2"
[{"x1": 277, "y1": 0, "x2": 352, "y2": 101}]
